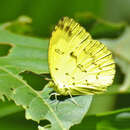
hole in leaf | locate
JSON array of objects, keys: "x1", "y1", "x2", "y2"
[
  {"x1": 39, "y1": 119, "x2": 51, "y2": 128},
  {"x1": 19, "y1": 71, "x2": 51, "y2": 91},
  {"x1": 0, "y1": 43, "x2": 13, "y2": 57}
]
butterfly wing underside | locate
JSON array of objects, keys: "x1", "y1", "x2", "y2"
[{"x1": 48, "y1": 17, "x2": 115, "y2": 95}]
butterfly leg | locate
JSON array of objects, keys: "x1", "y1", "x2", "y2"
[
  {"x1": 49, "y1": 92, "x2": 61, "y2": 111},
  {"x1": 49, "y1": 92, "x2": 60, "y2": 103},
  {"x1": 68, "y1": 90, "x2": 80, "y2": 107}
]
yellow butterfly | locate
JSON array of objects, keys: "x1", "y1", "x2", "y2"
[{"x1": 48, "y1": 17, "x2": 115, "y2": 96}]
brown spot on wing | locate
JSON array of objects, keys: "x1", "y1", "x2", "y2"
[
  {"x1": 65, "y1": 26, "x2": 70, "y2": 32},
  {"x1": 68, "y1": 30, "x2": 72, "y2": 36},
  {"x1": 55, "y1": 68, "x2": 59, "y2": 70},
  {"x1": 55, "y1": 49, "x2": 64, "y2": 55}
]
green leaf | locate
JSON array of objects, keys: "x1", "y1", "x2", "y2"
[
  {"x1": 100, "y1": 27, "x2": 130, "y2": 93},
  {"x1": 0, "y1": 68, "x2": 92, "y2": 129},
  {"x1": 0, "y1": 29, "x2": 48, "y2": 74},
  {"x1": 0, "y1": 28, "x2": 92, "y2": 129},
  {"x1": 71, "y1": 108, "x2": 130, "y2": 130}
]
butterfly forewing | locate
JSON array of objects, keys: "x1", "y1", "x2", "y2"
[{"x1": 49, "y1": 17, "x2": 115, "y2": 95}]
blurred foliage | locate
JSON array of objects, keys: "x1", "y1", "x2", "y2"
[
  {"x1": 71, "y1": 108, "x2": 130, "y2": 130},
  {"x1": 0, "y1": 0, "x2": 103, "y2": 37},
  {"x1": 104, "y1": 0, "x2": 130, "y2": 23},
  {"x1": 74, "y1": 13, "x2": 126, "y2": 39},
  {"x1": 2, "y1": 16, "x2": 33, "y2": 36}
]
